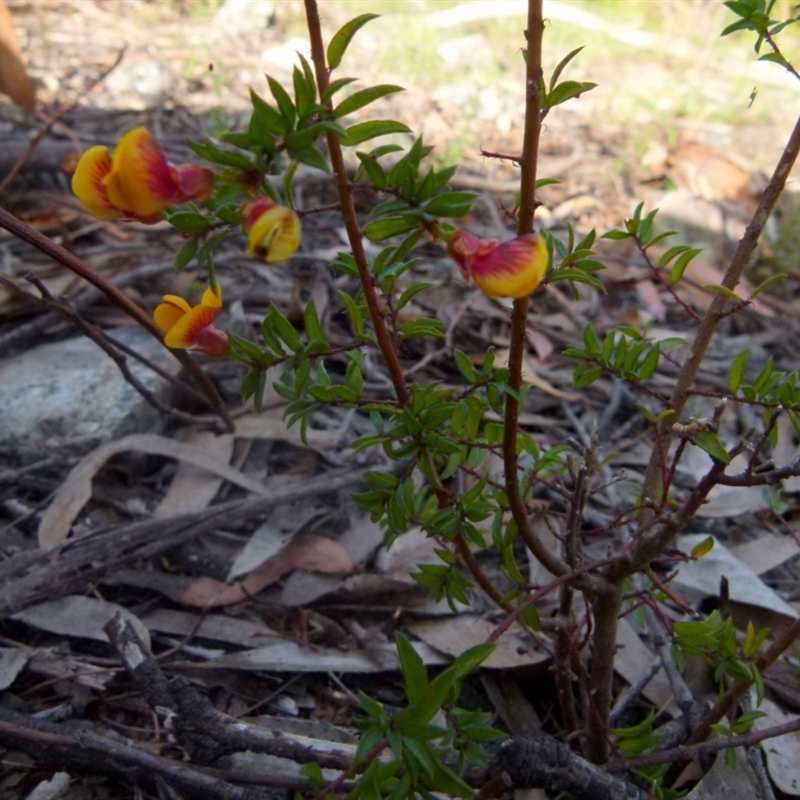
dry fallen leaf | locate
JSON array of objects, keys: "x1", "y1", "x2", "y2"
[
  {"x1": 38, "y1": 433, "x2": 270, "y2": 546},
  {"x1": 179, "y1": 534, "x2": 353, "y2": 607}
]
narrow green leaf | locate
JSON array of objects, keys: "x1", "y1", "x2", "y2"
[
  {"x1": 363, "y1": 216, "x2": 420, "y2": 241},
  {"x1": 173, "y1": 237, "x2": 198, "y2": 272},
  {"x1": 356, "y1": 151, "x2": 386, "y2": 188},
  {"x1": 396, "y1": 633, "x2": 428, "y2": 703},
  {"x1": 282, "y1": 160, "x2": 299, "y2": 209},
  {"x1": 340, "y1": 120, "x2": 411, "y2": 147},
  {"x1": 582, "y1": 324, "x2": 601, "y2": 355},
  {"x1": 702, "y1": 283, "x2": 745, "y2": 302},
  {"x1": 549, "y1": 46, "x2": 585, "y2": 92},
  {"x1": 270, "y1": 306, "x2": 303, "y2": 353},
  {"x1": 397, "y1": 282, "x2": 432, "y2": 310},
  {"x1": 728, "y1": 348, "x2": 751, "y2": 393},
  {"x1": 543, "y1": 80, "x2": 597, "y2": 109},
  {"x1": 423, "y1": 191, "x2": 477, "y2": 218},
  {"x1": 292, "y1": 64, "x2": 315, "y2": 116},
  {"x1": 750, "y1": 272, "x2": 787, "y2": 299},
  {"x1": 658, "y1": 244, "x2": 692, "y2": 268},
  {"x1": 691, "y1": 536, "x2": 715, "y2": 559},
  {"x1": 327, "y1": 14, "x2": 380, "y2": 69},
  {"x1": 267, "y1": 74, "x2": 297, "y2": 129},
  {"x1": 249, "y1": 88, "x2": 289, "y2": 136},
  {"x1": 637, "y1": 344, "x2": 660, "y2": 380},
  {"x1": 454, "y1": 349, "x2": 478, "y2": 382},
  {"x1": 333, "y1": 84, "x2": 404, "y2": 118},
  {"x1": 303, "y1": 298, "x2": 325, "y2": 343},
  {"x1": 321, "y1": 76, "x2": 357, "y2": 104},
  {"x1": 692, "y1": 430, "x2": 730, "y2": 464},
  {"x1": 285, "y1": 121, "x2": 347, "y2": 153},
  {"x1": 670, "y1": 247, "x2": 703, "y2": 283}
]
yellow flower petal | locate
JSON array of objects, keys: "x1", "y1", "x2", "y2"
[
  {"x1": 246, "y1": 204, "x2": 301, "y2": 263},
  {"x1": 71, "y1": 146, "x2": 121, "y2": 220},
  {"x1": 201, "y1": 285, "x2": 222, "y2": 309},
  {"x1": 153, "y1": 302, "x2": 189, "y2": 333}
]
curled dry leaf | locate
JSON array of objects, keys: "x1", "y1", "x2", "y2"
[
  {"x1": 37, "y1": 433, "x2": 270, "y2": 546},
  {"x1": 179, "y1": 534, "x2": 353, "y2": 607}
]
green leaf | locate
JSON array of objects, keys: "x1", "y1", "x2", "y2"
[
  {"x1": 692, "y1": 430, "x2": 730, "y2": 464},
  {"x1": 397, "y1": 282, "x2": 432, "y2": 310},
  {"x1": 321, "y1": 76, "x2": 357, "y2": 104},
  {"x1": 658, "y1": 244, "x2": 693, "y2": 268},
  {"x1": 249, "y1": 88, "x2": 289, "y2": 136},
  {"x1": 454, "y1": 349, "x2": 478, "y2": 382},
  {"x1": 340, "y1": 120, "x2": 411, "y2": 147},
  {"x1": 702, "y1": 283, "x2": 745, "y2": 302},
  {"x1": 303, "y1": 298, "x2": 325, "y2": 343},
  {"x1": 759, "y1": 51, "x2": 790, "y2": 67},
  {"x1": 573, "y1": 365, "x2": 602, "y2": 389},
  {"x1": 282, "y1": 160, "x2": 300, "y2": 209},
  {"x1": 285, "y1": 121, "x2": 347, "y2": 153},
  {"x1": 543, "y1": 80, "x2": 597, "y2": 109},
  {"x1": 691, "y1": 536, "x2": 715, "y2": 559},
  {"x1": 728, "y1": 348, "x2": 751, "y2": 393},
  {"x1": 292, "y1": 64, "x2": 316, "y2": 116},
  {"x1": 267, "y1": 74, "x2": 297, "y2": 129},
  {"x1": 582, "y1": 324, "x2": 601, "y2": 355},
  {"x1": 637, "y1": 344, "x2": 660, "y2": 380},
  {"x1": 549, "y1": 46, "x2": 586, "y2": 92},
  {"x1": 327, "y1": 13, "x2": 379, "y2": 70},
  {"x1": 601, "y1": 229, "x2": 632, "y2": 240},
  {"x1": 670, "y1": 247, "x2": 703, "y2": 283},
  {"x1": 333, "y1": 84, "x2": 404, "y2": 118},
  {"x1": 396, "y1": 633, "x2": 428, "y2": 703},
  {"x1": 751, "y1": 272, "x2": 787, "y2": 299},
  {"x1": 293, "y1": 146, "x2": 330, "y2": 173},
  {"x1": 355, "y1": 151, "x2": 386, "y2": 188},
  {"x1": 423, "y1": 191, "x2": 477, "y2": 218},
  {"x1": 364, "y1": 216, "x2": 420, "y2": 241},
  {"x1": 173, "y1": 237, "x2": 198, "y2": 272},
  {"x1": 270, "y1": 305, "x2": 303, "y2": 353}
]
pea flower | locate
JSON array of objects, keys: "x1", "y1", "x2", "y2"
[
  {"x1": 242, "y1": 196, "x2": 301, "y2": 263},
  {"x1": 153, "y1": 285, "x2": 230, "y2": 358},
  {"x1": 447, "y1": 230, "x2": 549, "y2": 299},
  {"x1": 72, "y1": 128, "x2": 215, "y2": 224}
]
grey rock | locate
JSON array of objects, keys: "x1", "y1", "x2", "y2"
[{"x1": 0, "y1": 326, "x2": 178, "y2": 461}]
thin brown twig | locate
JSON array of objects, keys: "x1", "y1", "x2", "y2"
[
  {"x1": 502, "y1": 0, "x2": 569, "y2": 580},
  {"x1": 610, "y1": 715, "x2": 800, "y2": 772}
]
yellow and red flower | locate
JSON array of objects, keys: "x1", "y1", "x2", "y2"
[
  {"x1": 242, "y1": 196, "x2": 301, "y2": 263},
  {"x1": 72, "y1": 128, "x2": 215, "y2": 224},
  {"x1": 153, "y1": 285, "x2": 230, "y2": 358},
  {"x1": 447, "y1": 230, "x2": 549, "y2": 299}
]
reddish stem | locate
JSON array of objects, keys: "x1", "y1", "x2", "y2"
[{"x1": 303, "y1": 0, "x2": 409, "y2": 408}]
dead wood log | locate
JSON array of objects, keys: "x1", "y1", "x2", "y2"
[
  {"x1": 105, "y1": 614, "x2": 359, "y2": 771},
  {"x1": 489, "y1": 736, "x2": 646, "y2": 800},
  {"x1": 0, "y1": 706, "x2": 276, "y2": 800}
]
